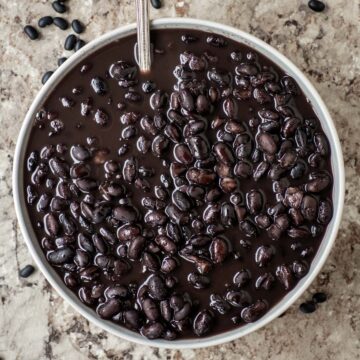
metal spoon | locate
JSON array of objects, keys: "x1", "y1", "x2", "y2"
[{"x1": 135, "y1": 0, "x2": 152, "y2": 73}]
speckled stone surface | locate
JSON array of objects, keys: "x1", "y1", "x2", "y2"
[{"x1": 0, "y1": 1, "x2": 359, "y2": 359}]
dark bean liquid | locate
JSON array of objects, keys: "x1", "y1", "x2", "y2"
[{"x1": 24, "y1": 29, "x2": 333, "y2": 340}]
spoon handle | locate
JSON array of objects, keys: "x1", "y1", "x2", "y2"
[{"x1": 136, "y1": 0, "x2": 151, "y2": 73}]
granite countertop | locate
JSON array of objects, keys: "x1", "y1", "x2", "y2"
[{"x1": 0, "y1": 1, "x2": 359, "y2": 359}]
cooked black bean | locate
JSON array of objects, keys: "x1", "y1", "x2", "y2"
[
  {"x1": 147, "y1": 274, "x2": 167, "y2": 300},
  {"x1": 233, "y1": 269, "x2": 251, "y2": 288},
  {"x1": 141, "y1": 322, "x2": 164, "y2": 339},
  {"x1": 193, "y1": 310, "x2": 214, "y2": 336},
  {"x1": 48, "y1": 247, "x2": 74, "y2": 265},
  {"x1": 241, "y1": 300, "x2": 268, "y2": 322},
  {"x1": 209, "y1": 237, "x2": 229, "y2": 263},
  {"x1": 317, "y1": 199, "x2": 333, "y2": 224}
]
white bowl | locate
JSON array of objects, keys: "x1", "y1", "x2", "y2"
[{"x1": 13, "y1": 18, "x2": 345, "y2": 349}]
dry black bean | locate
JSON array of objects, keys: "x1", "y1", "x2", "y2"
[
  {"x1": 41, "y1": 71, "x2": 54, "y2": 84},
  {"x1": 19, "y1": 264, "x2": 35, "y2": 278},
  {"x1": 38, "y1": 16, "x2": 53, "y2": 28},
  {"x1": 24, "y1": 25, "x2": 39, "y2": 40},
  {"x1": 71, "y1": 19, "x2": 84, "y2": 34},
  {"x1": 308, "y1": 0, "x2": 326, "y2": 12},
  {"x1": 299, "y1": 301, "x2": 317, "y2": 313},
  {"x1": 53, "y1": 17, "x2": 69, "y2": 30},
  {"x1": 64, "y1": 34, "x2": 77, "y2": 51}
]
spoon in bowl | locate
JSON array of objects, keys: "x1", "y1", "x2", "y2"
[{"x1": 135, "y1": 0, "x2": 152, "y2": 73}]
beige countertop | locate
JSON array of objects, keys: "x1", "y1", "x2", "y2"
[{"x1": 0, "y1": 1, "x2": 359, "y2": 359}]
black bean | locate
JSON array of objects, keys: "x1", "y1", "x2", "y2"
[
  {"x1": 52, "y1": 1, "x2": 67, "y2": 13},
  {"x1": 38, "y1": 16, "x2": 53, "y2": 28},
  {"x1": 19, "y1": 264, "x2": 35, "y2": 278},
  {"x1": 91, "y1": 77, "x2": 108, "y2": 95},
  {"x1": 150, "y1": 90, "x2": 168, "y2": 110},
  {"x1": 188, "y1": 272, "x2": 210, "y2": 289},
  {"x1": 97, "y1": 298, "x2": 121, "y2": 319},
  {"x1": 276, "y1": 264, "x2": 293, "y2": 290},
  {"x1": 122, "y1": 158, "x2": 138, "y2": 183},
  {"x1": 301, "y1": 195, "x2": 318, "y2": 221},
  {"x1": 147, "y1": 274, "x2": 167, "y2": 300},
  {"x1": 24, "y1": 25, "x2": 39, "y2": 40},
  {"x1": 141, "y1": 322, "x2": 164, "y2": 339},
  {"x1": 299, "y1": 301, "x2": 317, "y2": 313},
  {"x1": 152, "y1": 135, "x2": 169, "y2": 157},
  {"x1": 305, "y1": 171, "x2": 331, "y2": 193},
  {"x1": 233, "y1": 269, "x2": 251, "y2": 288},
  {"x1": 53, "y1": 17, "x2": 69, "y2": 30},
  {"x1": 57, "y1": 57, "x2": 67, "y2": 66},
  {"x1": 255, "y1": 272, "x2": 275, "y2": 290},
  {"x1": 203, "y1": 203, "x2": 221, "y2": 224},
  {"x1": 124, "y1": 310, "x2": 141, "y2": 330},
  {"x1": 253, "y1": 161, "x2": 269, "y2": 181},
  {"x1": 255, "y1": 245, "x2": 274, "y2": 267},
  {"x1": 209, "y1": 294, "x2": 231, "y2": 314},
  {"x1": 41, "y1": 71, "x2": 54, "y2": 84},
  {"x1": 246, "y1": 190, "x2": 263, "y2": 215},
  {"x1": 75, "y1": 39, "x2": 86, "y2": 51},
  {"x1": 241, "y1": 299, "x2": 268, "y2": 322},
  {"x1": 292, "y1": 260, "x2": 308, "y2": 278},
  {"x1": 48, "y1": 247, "x2": 74, "y2": 265},
  {"x1": 240, "y1": 220, "x2": 257, "y2": 237},
  {"x1": 142, "y1": 80, "x2": 156, "y2": 93},
  {"x1": 308, "y1": 0, "x2": 325, "y2": 12},
  {"x1": 71, "y1": 19, "x2": 84, "y2": 34},
  {"x1": 64, "y1": 34, "x2": 77, "y2": 50},
  {"x1": 207, "y1": 35, "x2": 227, "y2": 47},
  {"x1": 213, "y1": 142, "x2": 235, "y2": 165},
  {"x1": 193, "y1": 310, "x2": 214, "y2": 336},
  {"x1": 209, "y1": 237, "x2": 229, "y2": 264},
  {"x1": 312, "y1": 292, "x2": 327, "y2": 303},
  {"x1": 113, "y1": 205, "x2": 138, "y2": 223},
  {"x1": 317, "y1": 199, "x2": 333, "y2": 224},
  {"x1": 142, "y1": 298, "x2": 160, "y2": 321},
  {"x1": 26, "y1": 185, "x2": 38, "y2": 205},
  {"x1": 150, "y1": 0, "x2": 162, "y2": 9}
]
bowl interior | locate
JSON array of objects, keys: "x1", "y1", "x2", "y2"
[{"x1": 13, "y1": 18, "x2": 345, "y2": 349}]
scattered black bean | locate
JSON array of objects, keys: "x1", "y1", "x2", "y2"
[
  {"x1": 308, "y1": 0, "x2": 326, "y2": 12},
  {"x1": 75, "y1": 39, "x2": 86, "y2": 51},
  {"x1": 53, "y1": 17, "x2": 69, "y2": 30},
  {"x1": 52, "y1": 1, "x2": 67, "y2": 13},
  {"x1": 41, "y1": 71, "x2": 54, "y2": 84},
  {"x1": 58, "y1": 57, "x2": 67, "y2": 66},
  {"x1": 24, "y1": 25, "x2": 39, "y2": 40},
  {"x1": 299, "y1": 301, "x2": 317, "y2": 313},
  {"x1": 19, "y1": 264, "x2": 35, "y2": 278},
  {"x1": 64, "y1": 34, "x2": 77, "y2": 51},
  {"x1": 38, "y1": 16, "x2": 53, "y2": 28},
  {"x1": 72, "y1": 19, "x2": 85, "y2": 34},
  {"x1": 150, "y1": 0, "x2": 162, "y2": 9},
  {"x1": 312, "y1": 292, "x2": 327, "y2": 303}
]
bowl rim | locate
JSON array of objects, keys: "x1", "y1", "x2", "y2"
[{"x1": 13, "y1": 17, "x2": 345, "y2": 349}]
